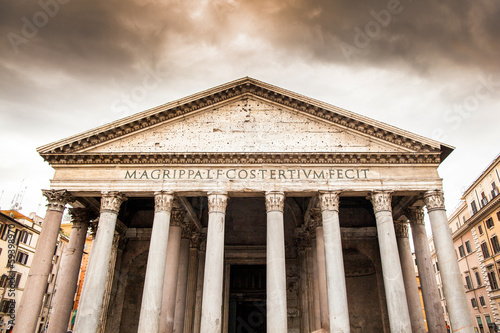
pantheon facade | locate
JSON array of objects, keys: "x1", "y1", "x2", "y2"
[{"x1": 14, "y1": 78, "x2": 474, "y2": 332}]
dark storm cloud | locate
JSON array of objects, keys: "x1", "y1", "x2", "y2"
[{"x1": 1, "y1": 0, "x2": 498, "y2": 82}]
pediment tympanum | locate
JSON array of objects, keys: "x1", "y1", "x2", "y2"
[{"x1": 38, "y1": 77, "x2": 452, "y2": 165}]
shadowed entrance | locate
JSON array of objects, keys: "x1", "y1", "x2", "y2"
[{"x1": 228, "y1": 265, "x2": 266, "y2": 333}]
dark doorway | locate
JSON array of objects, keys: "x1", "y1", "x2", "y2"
[{"x1": 228, "y1": 265, "x2": 266, "y2": 333}]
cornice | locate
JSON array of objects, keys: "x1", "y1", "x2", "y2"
[
  {"x1": 37, "y1": 78, "x2": 449, "y2": 161},
  {"x1": 40, "y1": 152, "x2": 442, "y2": 165}
]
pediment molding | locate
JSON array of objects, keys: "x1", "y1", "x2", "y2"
[
  {"x1": 37, "y1": 77, "x2": 452, "y2": 164},
  {"x1": 42, "y1": 151, "x2": 441, "y2": 165}
]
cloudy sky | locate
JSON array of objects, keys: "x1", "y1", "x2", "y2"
[{"x1": 0, "y1": 0, "x2": 499, "y2": 223}]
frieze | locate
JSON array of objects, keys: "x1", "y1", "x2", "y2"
[
  {"x1": 42, "y1": 189, "x2": 73, "y2": 213},
  {"x1": 265, "y1": 191, "x2": 285, "y2": 212},
  {"x1": 40, "y1": 81, "x2": 440, "y2": 157},
  {"x1": 41, "y1": 152, "x2": 442, "y2": 165},
  {"x1": 424, "y1": 190, "x2": 445, "y2": 212}
]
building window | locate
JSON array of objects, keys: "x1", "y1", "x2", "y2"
[
  {"x1": 482, "y1": 242, "x2": 491, "y2": 258},
  {"x1": 472, "y1": 200, "x2": 478, "y2": 215},
  {"x1": 0, "y1": 225, "x2": 10, "y2": 241},
  {"x1": 0, "y1": 272, "x2": 21, "y2": 288},
  {"x1": 477, "y1": 316, "x2": 484, "y2": 333},
  {"x1": 476, "y1": 271, "x2": 482, "y2": 286},
  {"x1": 485, "y1": 314, "x2": 493, "y2": 328},
  {"x1": 15, "y1": 251, "x2": 29, "y2": 265},
  {"x1": 492, "y1": 182, "x2": 499, "y2": 198},
  {"x1": 471, "y1": 298, "x2": 478, "y2": 308},
  {"x1": 480, "y1": 296, "x2": 486, "y2": 307},
  {"x1": 481, "y1": 192, "x2": 489, "y2": 207},
  {"x1": 486, "y1": 217, "x2": 494, "y2": 229},
  {"x1": 466, "y1": 240, "x2": 473, "y2": 253},
  {"x1": 492, "y1": 236, "x2": 500, "y2": 254},
  {"x1": 0, "y1": 299, "x2": 16, "y2": 313},
  {"x1": 19, "y1": 231, "x2": 33, "y2": 245},
  {"x1": 436, "y1": 261, "x2": 439, "y2": 271},
  {"x1": 479, "y1": 225, "x2": 484, "y2": 235},
  {"x1": 459, "y1": 245, "x2": 466, "y2": 258},
  {"x1": 497, "y1": 211, "x2": 500, "y2": 221},
  {"x1": 466, "y1": 275, "x2": 473, "y2": 290},
  {"x1": 488, "y1": 269, "x2": 499, "y2": 290}
]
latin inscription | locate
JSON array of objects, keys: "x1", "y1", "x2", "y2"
[{"x1": 124, "y1": 168, "x2": 370, "y2": 180}]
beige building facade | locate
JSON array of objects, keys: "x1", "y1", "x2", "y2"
[{"x1": 13, "y1": 77, "x2": 475, "y2": 332}]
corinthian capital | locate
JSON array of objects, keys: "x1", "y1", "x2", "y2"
[
  {"x1": 68, "y1": 208, "x2": 92, "y2": 228},
  {"x1": 424, "y1": 190, "x2": 445, "y2": 212},
  {"x1": 154, "y1": 191, "x2": 174, "y2": 213},
  {"x1": 394, "y1": 220, "x2": 409, "y2": 238},
  {"x1": 406, "y1": 206, "x2": 425, "y2": 225},
  {"x1": 265, "y1": 191, "x2": 285, "y2": 213},
  {"x1": 100, "y1": 191, "x2": 127, "y2": 214},
  {"x1": 319, "y1": 192, "x2": 340, "y2": 212},
  {"x1": 170, "y1": 208, "x2": 186, "y2": 227},
  {"x1": 42, "y1": 189, "x2": 73, "y2": 213},
  {"x1": 207, "y1": 192, "x2": 228, "y2": 213},
  {"x1": 370, "y1": 191, "x2": 392, "y2": 213}
]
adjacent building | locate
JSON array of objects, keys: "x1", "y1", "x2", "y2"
[
  {"x1": 431, "y1": 153, "x2": 500, "y2": 333},
  {"x1": 0, "y1": 211, "x2": 42, "y2": 332}
]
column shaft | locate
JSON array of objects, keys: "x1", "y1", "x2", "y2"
[
  {"x1": 173, "y1": 237, "x2": 191, "y2": 333},
  {"x1": 47, "y1": 209, "x2": 90, "y2": 333},
  {"x1": 425, "y1": 190, "x2": 474, "y2": 333},
  {"x1": 137, "y1": 192, "x2": 174, "y2": 333},
  {"x1": 200, "y1": 192, "x2": 228, "y2": 333},
  {"x1": 183, "y1": 246, "x2": 199, "y2": 333},
  {"x1": 371, "y1": 191, "x2": 411, "y2": 332},
  {"x1": 408, "y1": 207, "x2": 447, "y2": 333},
  {"x1": 159, "y1": 224, "x2": 183, "y2": 333},
  {"x1": 320, "y1": 192, "x2": 350, "y2": 332},
  {"x1": 14, "y1": 190, "x2": 72, "y2": 333},
  {"x1": 265, "y1": 191, "x2": 288, "y2": 332},
  {"x1": 311, "y1": 239, "x2": 322, "y2": 331},
  {"x1": 394, "y1": 221, "x2": 426, "y2": 333},
  {"x1": 315, "y1": 226, "x2": 330, "y2": 330},
  {"x1": 74, "y1": 192, "x2": 126, "y2": 333},
  {"x1": 193, "y1": 249, "x2": 206, "y2": 333}
]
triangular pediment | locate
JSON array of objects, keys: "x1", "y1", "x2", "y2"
[
  {"x1": 38, "y1": 77, "x2": 453, "y2": 165},
  {"x1": 84, "y1": 97, "x2": 406, "y2": 154}
]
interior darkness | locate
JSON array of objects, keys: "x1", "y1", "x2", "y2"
[
  {"x1": 101, "y1": 195, "x2": 385, "y2": 236},
  {"x1": 228, "y1": 265, "x2": 267, "y2": 333}
]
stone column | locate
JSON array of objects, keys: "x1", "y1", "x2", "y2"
[
  {"x1": 183, "y1": 232, "x2": 201, "y2": 333},
  {"x1": 47, "y1": 208, "x2": 91, "y2": 333},
  {"x1": 193, "y1": 245, "x2": 206, "y2": 333},
  {"x1": 74, "y1": 191, "x2": 126, "y2": 333},
  {"x1": 313, "y1": 212, "x2": 330, "y2": 331},
  {"x1": 200, "y1": 192, "x2": 228, "y2": 333},
  {"x1": 160, "y1": 207, "x2": 185, "y2": 333},
  {"x1": 319, "y1": 192, "x2": 350, "y2": 332},
  {"x1": 137, "y1": 192, "x2": 174, "y2": 333},
  {"x1": 424, "y1": 190, "x2": 474, "y2": 333},
  {"x1": 310, "y1": 238, "x2": 322, "y2": 331},
  {"x1": 173, "y1": 228, "x2": 191, "y2": 333},
  {"x1": 407, "y1": 206, "x2": 447, "y2": 333},
  {"x1": 370, "y1": 191, "x2": 411, "y2": 332},
  {"x1": 265, "y1": 191, "x2": 288, "y2": 332},
  {"x1": 296, "y1": 234, "x2": 311, "y2": 333},
  {"x1": 394, "y1": 219, "x2": 426, "y2": 333},
  {"x1": 14, "y1": 190, "x2": 73, "y2": 333}
]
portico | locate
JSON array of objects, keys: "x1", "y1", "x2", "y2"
[{"x1": 15, "y1": 77, "x2": 474, "y2": 332}]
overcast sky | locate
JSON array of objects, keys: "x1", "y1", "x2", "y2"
[{"x1": 0, "y1": 0, "x2": 499, "y2": 223}]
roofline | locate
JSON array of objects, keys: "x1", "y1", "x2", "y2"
[
  {"x1": 37, "y1": 77, "x2": 454, "y2": 160},
  {"x1": 462, "y1": 152, "x2": 500, "y2": 198}
]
